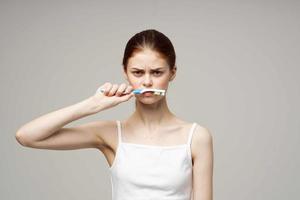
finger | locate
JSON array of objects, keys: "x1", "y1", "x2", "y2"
[
  {"x1": 119, "y1": 92, "x2": 135, "y2": 101},
  {"x1": 108, "y1": 84, "x2": 119, "y2": 96},
  {"x1": 124, "y1": 85, "x2": 134, "y2": 94},
  {"x1": 97, "y1": 82, "x2": 109, "y2": 95},
  {"x1": 103, "y1": 82, "x2": 112, "y2": 96},
  {"x1": 116, "y1": 83, "x2": 127, "y2": 96}
]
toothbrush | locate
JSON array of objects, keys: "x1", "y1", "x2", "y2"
[
  {"x1": 96, "y1": 87, "x2": 165, "y2": 96},
  {"x1": 131, "y1": 88, "x2": 166, "y2": 96}
]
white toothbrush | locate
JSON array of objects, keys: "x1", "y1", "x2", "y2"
[{"x1": 96, "y1": 87, "x2": 166, "y2": 96}]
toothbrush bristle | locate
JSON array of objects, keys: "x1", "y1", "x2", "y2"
[
  {"x1": 130, "y1": 88, "x2": 166, "y2": 96},
  {"x1": 152, "y1": 91, "x2": 165, "y2": 96}
]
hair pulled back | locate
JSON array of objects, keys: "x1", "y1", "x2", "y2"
[{"x1": 122, "y1": 29, "x2": 176, "y2": 71}]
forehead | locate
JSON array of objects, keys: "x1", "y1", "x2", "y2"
[{"x1": 127, "y1": 49, "x2": 169, "y2": 70}]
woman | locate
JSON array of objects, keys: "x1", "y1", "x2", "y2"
[{"x1": 16, "y1": 29, "x2": 214, "y2": 200}]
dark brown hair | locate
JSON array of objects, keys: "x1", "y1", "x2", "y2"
[{"x1": 122, "y1": 29, "x2": 176, "y2": 72}]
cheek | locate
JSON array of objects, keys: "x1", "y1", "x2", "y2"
[
  {"x1": 126, "y1": 75, "x2": 139, "y2": 87},
  {"x1": 132, "y1": 83, "x2": 141, "y2": 89},
  {"x1": 157, "y1": 77, "x2": 170, "y2": 87},
  {"x1": 128, "y1": 79, "x2": 142, "y2": 89}
]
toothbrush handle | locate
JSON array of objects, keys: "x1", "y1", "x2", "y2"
[{"x1": 96, "y1": 88, "x2": 135, "y2": 95}]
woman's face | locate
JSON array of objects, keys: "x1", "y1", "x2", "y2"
[{"x1": 124, "y1": 49, "x2": 176, "y2": 103}]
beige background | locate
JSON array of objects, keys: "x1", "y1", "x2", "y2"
[{"x1": 1, "y1": 0, "x2": 299, "y2": 199}]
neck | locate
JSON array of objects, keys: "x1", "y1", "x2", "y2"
[{"x1": 128, "y1": 96, "x2": 175, "y2": 132}]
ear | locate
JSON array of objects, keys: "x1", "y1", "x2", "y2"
[{"x1": 169, "y1": 66, "x2": 177, "y2": 81}]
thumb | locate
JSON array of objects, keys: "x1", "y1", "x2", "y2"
[{"x1": 120, "y1": 92, "x2": 135, "y2": 101}]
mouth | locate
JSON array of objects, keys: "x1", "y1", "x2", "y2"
[{"x1": 143, "y1": 91, "x2": 154, "y2": 96}]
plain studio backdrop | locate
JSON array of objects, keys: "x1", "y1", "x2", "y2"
[{"x1": 1, "y1": 0, "x2": 299, "y2": 200}]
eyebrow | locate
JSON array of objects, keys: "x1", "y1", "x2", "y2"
[{"x1": 130, "y1": 67, "x2": 165, "y2": 70}]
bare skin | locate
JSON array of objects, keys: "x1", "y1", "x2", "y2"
[
  {"x1": 16, "y1": 48, "x2": 213, "y2": 200},
  {"x1": 103, "y1": 119, "x2": 196, "y2": 168}
]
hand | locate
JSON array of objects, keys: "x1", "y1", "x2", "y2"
[{"x1": 89, "y1": 82, "x2": 135, "y2": 113}]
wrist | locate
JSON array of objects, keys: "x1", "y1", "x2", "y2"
[
  {"x1": 80, "y1": 96, "x2": 104, "y2": 116},
  {"x1": 72, "y1": 98, "x2": 95, "y2": 118}
]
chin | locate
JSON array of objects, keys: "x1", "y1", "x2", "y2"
[{"x1": 136, "y1": 95, "x2": 164, "y2": 104}]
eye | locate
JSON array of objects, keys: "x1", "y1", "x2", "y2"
[
  {"x1": 132, "y1": 71, "x2": 143, "y2": 76},
  {"x1": 153, "y1": 71, "x2": 162, "y2": 75}
]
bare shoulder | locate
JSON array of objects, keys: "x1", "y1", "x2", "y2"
[
  {"x1": 178, "y1": 119, "x2": 213, "y2": 143},
  {"x1": 193, "y1": 124, "x2": 213, "y2": 145},
  {"x1": 191, "y1": 124, "x2": 214, "y2": 160}
]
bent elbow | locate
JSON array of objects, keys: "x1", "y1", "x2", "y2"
[{"x1": 15, "y1": 131, "x2": 30, "y2": 147}]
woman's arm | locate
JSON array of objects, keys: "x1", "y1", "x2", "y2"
[
  {"x1": 15, "y1": 97, "x2": 106, "y2": 149},
  {"x1": 15, "y1": 82, "x2": 134, "y2": 150},
  {"x1": 192, "y1": 126, "x2": 214, "y2": 200}
]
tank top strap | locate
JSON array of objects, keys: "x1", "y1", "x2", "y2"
[
  {"x1": 116, "y1": 120, "x2": 123, "y2": 143},
  {"x1": 187, "y1": 122, "x2": 197, "y2": 146}
]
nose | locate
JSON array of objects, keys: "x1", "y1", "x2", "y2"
[{"x1": 142, "y1": 74, "x2": 153, "y2": 87}]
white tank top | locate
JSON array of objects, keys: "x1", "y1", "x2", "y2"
[{"x1": 109, "y1": 120, "x2": 197, "y2": 200}]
